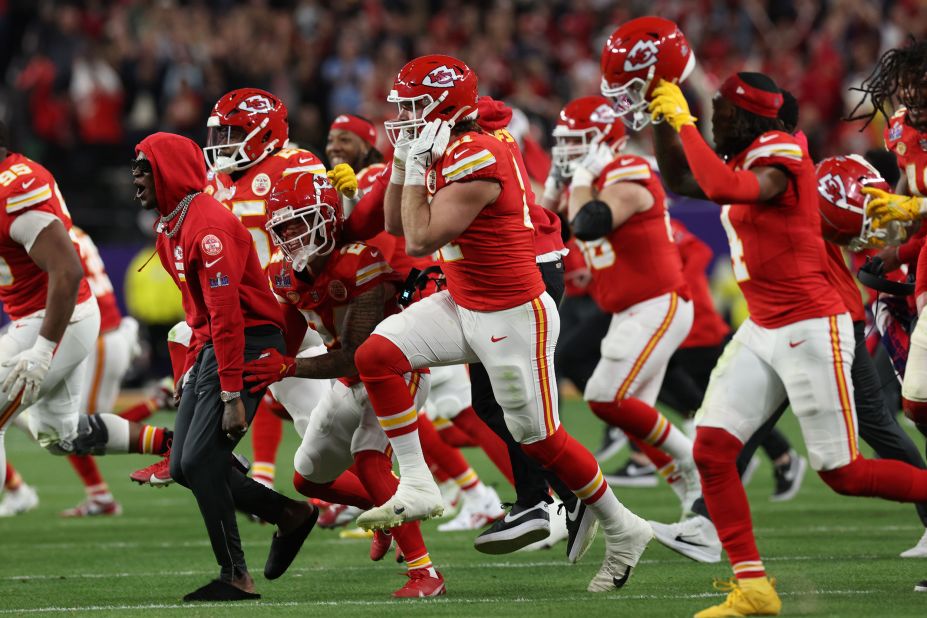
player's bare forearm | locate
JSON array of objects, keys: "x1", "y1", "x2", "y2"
[
  {"x1": 384, "y1": 182, "x2": 405, "y2": 236},
  {"x1": 29, "y1": 221, "x2": 83, "y2": 343},
  {"x1": 568, "y1": 185, "x2": 595, "y2": 220},
  {"x1": 653, "y1": 122, "x2": 707, "y2": 199},
  {"x1": 401, "y1": 185, "x2": 437, "y2": 257},
  {"x1": 294, "y1": 285, "x2": 387, "y2": 379}
]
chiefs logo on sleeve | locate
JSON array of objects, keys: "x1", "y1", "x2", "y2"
[{"x1": 201, "y1": 234, "x2": 223, "y2": 256}]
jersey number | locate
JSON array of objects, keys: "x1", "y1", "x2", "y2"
[
  {"x1": 0, "y1": 163, "x2": 32, "y2": 187},
  {"x1": 577, "y1": 238, "x2": 616, "y2": 270},
  {"x1": 231, "y1": 201, "x2": 272, "y2": 269},
  {"x1": 720, "y1": 206, "x2": 750, "y2": 282},
  {"x1": 434, "y1": 242, "x2": 464, "y2": 263}
]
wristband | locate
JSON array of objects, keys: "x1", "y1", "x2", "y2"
[{"x1": 571, "y1": 167, "x2": 595, "y2": 189}]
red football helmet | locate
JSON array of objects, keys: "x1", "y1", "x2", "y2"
[
  {"x1": 204, "y1": 88, "x2": 289, "y2": 173},
  {"x1": 600, "y1": 17, "x2": 696, "y2": 131},
  {"x1": 815, "y1": 154, "x2": 898, "y2": 250},
  {"x1": 266, "y1": 172, "x2": 342, "y2": 272},
  {"x1": 552, "y1": 96, "x2": 627, "y2": 177},
  {"x1": 384, "y1": 55, "x2": 479, "y2": 146}
]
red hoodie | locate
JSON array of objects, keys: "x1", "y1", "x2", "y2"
[{"x1": 136, "y1": 133, "x2": 283, "y2": 392}]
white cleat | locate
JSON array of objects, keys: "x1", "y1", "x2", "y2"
[
  {"x1": 587, "y1": 514, "x2": 653, "y2": 592},
  {"x1": 438, "y1": 484, "x2": 504, "y2": 532},
  {"x1": 901, "y1": 529, "x2": 927, "y2": 558},
  {"x1": 437, "y1": 479, "x2": 461, "y2": 518},
  {"x1": 356, "y1": 476, "x2": 444, "y2": 531},
  {"x1": 0, "y1": 483, "x2": 39, "y2": 517},
  {"x1": 649, "y1": 514, "x2": 722, "y2": 563},
  {"x1": 518, "y1": 502, "x2": 568, "y2": 552},
  {"x1": 676, "y1": 458, "x2": 703, "y2": 518}
]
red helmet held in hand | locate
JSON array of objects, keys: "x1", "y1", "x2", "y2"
[
  {"x1": 266, "y1": 172, "x2": 342, "y2": 272},
  {"x1": 384, "y1": 55, "x2": 479, "y2": 146},
  {"x1": 816, "y1": 154, "x2": 899, "y2": 250},
  {"x1": 552, "y1": 96, "x2": 627, "y2": 177},
  {"x1": 600, "y1": 17, "x2": 695, "y2": 131},
  {"x1": 204, "y1": 88, "x2": 289, "y2": 173}
]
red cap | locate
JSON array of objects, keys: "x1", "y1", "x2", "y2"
[
  {"x1": 719, "y1": 74, "x2": 783, "y2": 118},
  {"x1": 330, "y1": 114, "x2": 377, "y2": 147}
]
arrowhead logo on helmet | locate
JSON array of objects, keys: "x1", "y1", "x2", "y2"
[
  {"x1": 818, "y1": 173, "x2": 852, "y2": 211},
  {"x1": 422, "y1": 66, "x2": 462, "y2": 88},
  {"x1": 623, "y1": 41, "x2": 660, "y2": 72},
  {"x1": 239, "y1": 95, "x2": 273, "y2": 114}
]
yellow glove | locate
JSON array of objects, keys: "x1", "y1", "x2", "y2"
[
  {"x1": 327, "y1": 163, "x2": 358, "y2": 198},
  {"x1": 863, "y1": 186, "x2": 927, "y2": 228},
  {"x1": 648, "y1": 79, "x2": 697, "y2": 132}
]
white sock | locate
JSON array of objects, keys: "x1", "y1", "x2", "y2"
[
  {"x1": 657, "y1": 424, "x2": 693, "y2": 464},
  {"x1": 390, "y1": 430, "x2": 431, "y2": 483},
  {"x1": 586, "y1": 487, "x2": 640, "y2": 540},
  {"x1": 99, "y1": 414, "x2": 130, "y2": 452}
]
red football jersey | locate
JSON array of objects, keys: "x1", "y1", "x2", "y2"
[
  {"x1": 72, "y1": 226, "x2": 122, "y2": 333},
  {"x1": 427, "y1": 131, "x2": 545, "y2": 311},
  {"x1": 671, "y1": 219, "x2": 729, "y2": 348},
  {"x1": 823, "y1": 241, "x2": 865, "y2": 322},
  {"x1": 0, "y1": 153, "x2": 92, "y2": 320},
  {"x1": 884, "y1": 108, "x2": 927, "y2": 196},
  {"x1": 721, "y1": 131, "x2": 846, "y2": 327},
  {"x1": 576, "y1": 154, "x2": 688, "y2": 314},
  {"x1": 268, "y1": 242, "x2": 402, "y2": 382},
  {"x1": 205, "y1": 147, "x2": 326, "y2": 270}
]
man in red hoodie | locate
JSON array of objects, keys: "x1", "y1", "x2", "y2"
[{"x1": 132, "y1": 132, "x2": 317, "y2": 602}]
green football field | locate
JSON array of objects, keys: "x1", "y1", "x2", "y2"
[{"x1": 2, "y1": 397, "x2": 926, "y2": 617}]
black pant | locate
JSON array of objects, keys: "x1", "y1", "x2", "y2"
[
  {"x1": 170, "y1": 328, "x2": 290, "y2": 579},
  {"x1": 470, "y1": 259, "x2": 577, "y2": 509},
  {"x1": 694, "y1": 320, "x2": 927, "y2": 525},
  {"x1": 555, "y1": 295, "x2": 611, "y2": 393}
]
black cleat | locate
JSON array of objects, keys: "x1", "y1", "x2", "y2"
[
  {"x1": 563, "y1": 499, "x2": 599, "y2": 563},
  {"x1": 604, "y1": 459, "x2": 658, "y2": 487},
  {"x1": 474, "y1": 501, "x2": 550, "y2": 554}
]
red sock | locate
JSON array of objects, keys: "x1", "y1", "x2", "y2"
[
  {"x1": 589, "y1": 398, "x2": 669, "y2": 444},
  {"x1": 292, "y1": 470, "x2": 375, "y2": 509},
  {"x1": 695, "y1": 426, "x2": 765, "y2": 579},
  {"x1": 251, "y1": 397, "x2": 284, "y2": 486},
  {"x1": 119, "y1": 399, "x2": 157, "y2": 423},
  {"x1": 452, "y1": 406, "x2": 515, "y2": 486},
  {"x1": 435, "y1": 419, "x2": 476, "y2": 448},
  {"x1": 5, "y1": 463, "x2": 22, "y2": 491},
  {"x1": 819, "y1": 456, "x2": 927, "y2": 500},
  {"x1": 522, "y1": 426, "x2": 609, "y2": 504},
  {"x1": 67, "y1": 455, "x2": 106, "y2": 494},
  {"x1": 354, "y1": 450, "x2": 432, "y2": 570},
  {"x1": 137, "y1": 426, "x2": 170, "y2": 454},
  {"x1": 627, "y1": 435, "x2": 673, "y2": 468},
  {"x1": 355, "y1": 335, "x2": 418, "y2": 439},
  {"x1": 419, "y1": 414, "x2": 479, "y2": 490}
]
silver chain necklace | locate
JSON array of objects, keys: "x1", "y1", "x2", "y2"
[{"x1": 158, "y1": 192, "x2": 200, "y2": 239}]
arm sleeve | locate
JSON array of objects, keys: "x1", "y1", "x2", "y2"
[
  {"x1": 678, "y1": 125, "x2": 761, "y2": 203},
  {"x1": 9, "y1": 210, "x2": 60, "y2": 252},
  {"x1": 344, "y1": 166, "x2": 388, "y2": 241},
  {"x1": 194, "y1": 226, "x2": 247, "y2": 392},
  {"x1": 281, "y1": 301, "x2": 309, "y2": 357}
]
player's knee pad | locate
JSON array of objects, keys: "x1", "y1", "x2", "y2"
[
  {"x1": 601, "y1": 319, "x2": 641, "y2": 361},
  {"x1": 818, "y1": 458, "x2": 870, "y2": 496},
  {"x1": 355, "y1": 334, "x2": 411, "y2": 380},
  {"x1": 903, "y1": 397, "x2": 927, "y2": 425},
  {"x1": 70, "y1": 414, "x2": 109, "y2": 456},
  {"x1": 693, "y1": 426, "x2": 742, "y2": 475},
  {"x1": 521, "y1": 425, "x2": 568, "y2": 468},
  {"x1": 486, "y1": 363, "x2": 529, "y2": 411}
]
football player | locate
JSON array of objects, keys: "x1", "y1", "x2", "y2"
[
  {"x1": 243, "y1": 171, "x2": 445, "y2": 597},
  {"x1": 639, "y1": 34, "x2": 927, "y2": 613},
  {"x1": 351, "y1": 54, "x2": 652, "y2": 593}
]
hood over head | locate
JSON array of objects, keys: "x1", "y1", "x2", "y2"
[
  {"x1": 476, "y1": 96, "x2": 513, "y2": 131},
  {"x1": 135, "y1": 132, "x2": 206, "y2": 216}
]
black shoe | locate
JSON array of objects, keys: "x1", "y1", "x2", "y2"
[
  {"x1": 264, "y1": 502, "x2": 319, "y2": 580},
  {"x1": 770, "y1": 450, "x2": 807, "y2": 502},
  {"x1": 563, "y1": 499, "x2": 598, "y2": 563},
  {"x1": 473, "y1": 501, "x2": 550, "y2": 554},
  {"x1": 182, "y1": 579, "x2": 261, "y2": 602},
  {"x1": 595, "y1": 427, "x2": 628, "y2": 461},
  {"x1": 915, "y1": 579, "x2": 927, "y2": 592},
  {"x1": 604, "y1": 460, "x2": 658, "y2": 487}
]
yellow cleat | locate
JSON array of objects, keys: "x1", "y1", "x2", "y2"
[
  {"x1": 339, "y1": 527, "x2": 374, "y2": 540},
  {"x1": 694, "y1": 577, "x2": 781, "y2": 618}
]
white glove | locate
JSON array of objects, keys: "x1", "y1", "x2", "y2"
[
  {"x1": 571, "y1": 143, "x2": 614, "y2": 188},
  {"x1": 405, "y1": 119, "x2": 451, "y2": 187},
  {"x1": 1, "y1": 336, "x2": 56, "y2": 406},
  {"x1": 390, "y1": 134, "x2": 412, "y2": 184},
  {"x1": 542, "y1": 167, "x2": 566, "y2": 203}
]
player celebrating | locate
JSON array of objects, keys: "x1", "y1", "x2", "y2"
[
  {"x1": 244, "y1": 172, "x2": 446, "y2": 597},
  {"x1": 352, "y1": 54, "x2": 652, "y2": 593}
]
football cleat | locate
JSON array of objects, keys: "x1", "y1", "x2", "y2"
[
  {"x1": 649, "y1": 515, "x2": 722, "y2": 563},
  {"x1": 318, "y1": 503, "x2": 362, "y2": 529},
  {"x1": 604, "y1": 459, "x2": 658, "y2": 487},
  {"x1": 437, "y1": 479, "x2": 461, "y2": 517},
  {"x1": 518, "y1": 502, "x2": 568, "y2": 552},
  {"x1": 694, "y1": 577, "x2": 781, "y2": 617},
  {"x1": 740, "y1": 456, "x2": 760, "y2": 486},
  {"x1": 339, "y1": 527, "x2": 373, "y2": 540},
  {"x1": 356, "y1": 477, "x2": 444, "y2": 530},
  {"x1": 437, "y1": 484, "x2": 504, "y2": 532},
  {"x1": 770, "y1": 450, "x2": 807, "y2": 502},
  {"x1": 677, "y1": 458, "x2": 703, "y2": 517},
  {"x1": 0, "y1": 483, "x2": 39, "y2": 517},
  {"x1": 370, "y1": 530, "x2": 393, "y2": 561},
  {"x1": 915, "y1": 579, "x2": 927, "y2": 592},
  {"x1": 130, "y1": 454, "x2": 173, "y2": 487},
  {"x1": 474, "y1": 501, "x2": 551, "y2": 554},
  {"x1": 901, "y1": 529, "x2": 927, "y2": 558},
  {"x1": 60, "y1": 496, "x2": 122, "y2": 518},
  {"x1": 392, "y1": 568, "x2": 446, "y2": 599},
  {"x1": 564, "y1": 499, "x2": 599, "y2": 563},
  {"x1": 587, "y1": 514, "x2": 653, "y2": 592}
]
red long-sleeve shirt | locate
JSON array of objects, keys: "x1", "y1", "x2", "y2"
[{"x1": 138, "y1": 133, "x2": 284, "y2": 392}]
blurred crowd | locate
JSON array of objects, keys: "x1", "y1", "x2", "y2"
[{"x1": 0, "y1": 0, "x2": 926, "y2": 241}]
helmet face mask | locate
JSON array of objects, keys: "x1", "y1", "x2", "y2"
[
  {"x1": 203, "y1": 89, "x2": 288, "y2": 174},
  {"x1": 204, "y1": 123, "x2": 266, "y2": 174},
  {"x1": 552, "y1": 96, "x2": 626, "y2": 177},
  {"x1": 268, "y1": 204, "x2": 337, "y2": 272},
  {"x1": 384, "y1": 93, "x2": 445, "y2": 146},
  {"x1": 601, "y1": 74, "x2": 652, "y2": 131}
]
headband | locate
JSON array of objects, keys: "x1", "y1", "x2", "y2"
[
  {"x1": 719, "y1": 74, "x2": 783, "y2": 118},
  {"x1": 330, "y1": 114, "x2": 377, "y2": 147}
]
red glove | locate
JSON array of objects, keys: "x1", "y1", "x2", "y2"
[{"x1": 244, "y1": 348, "x2": 297, "y2": 393}]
